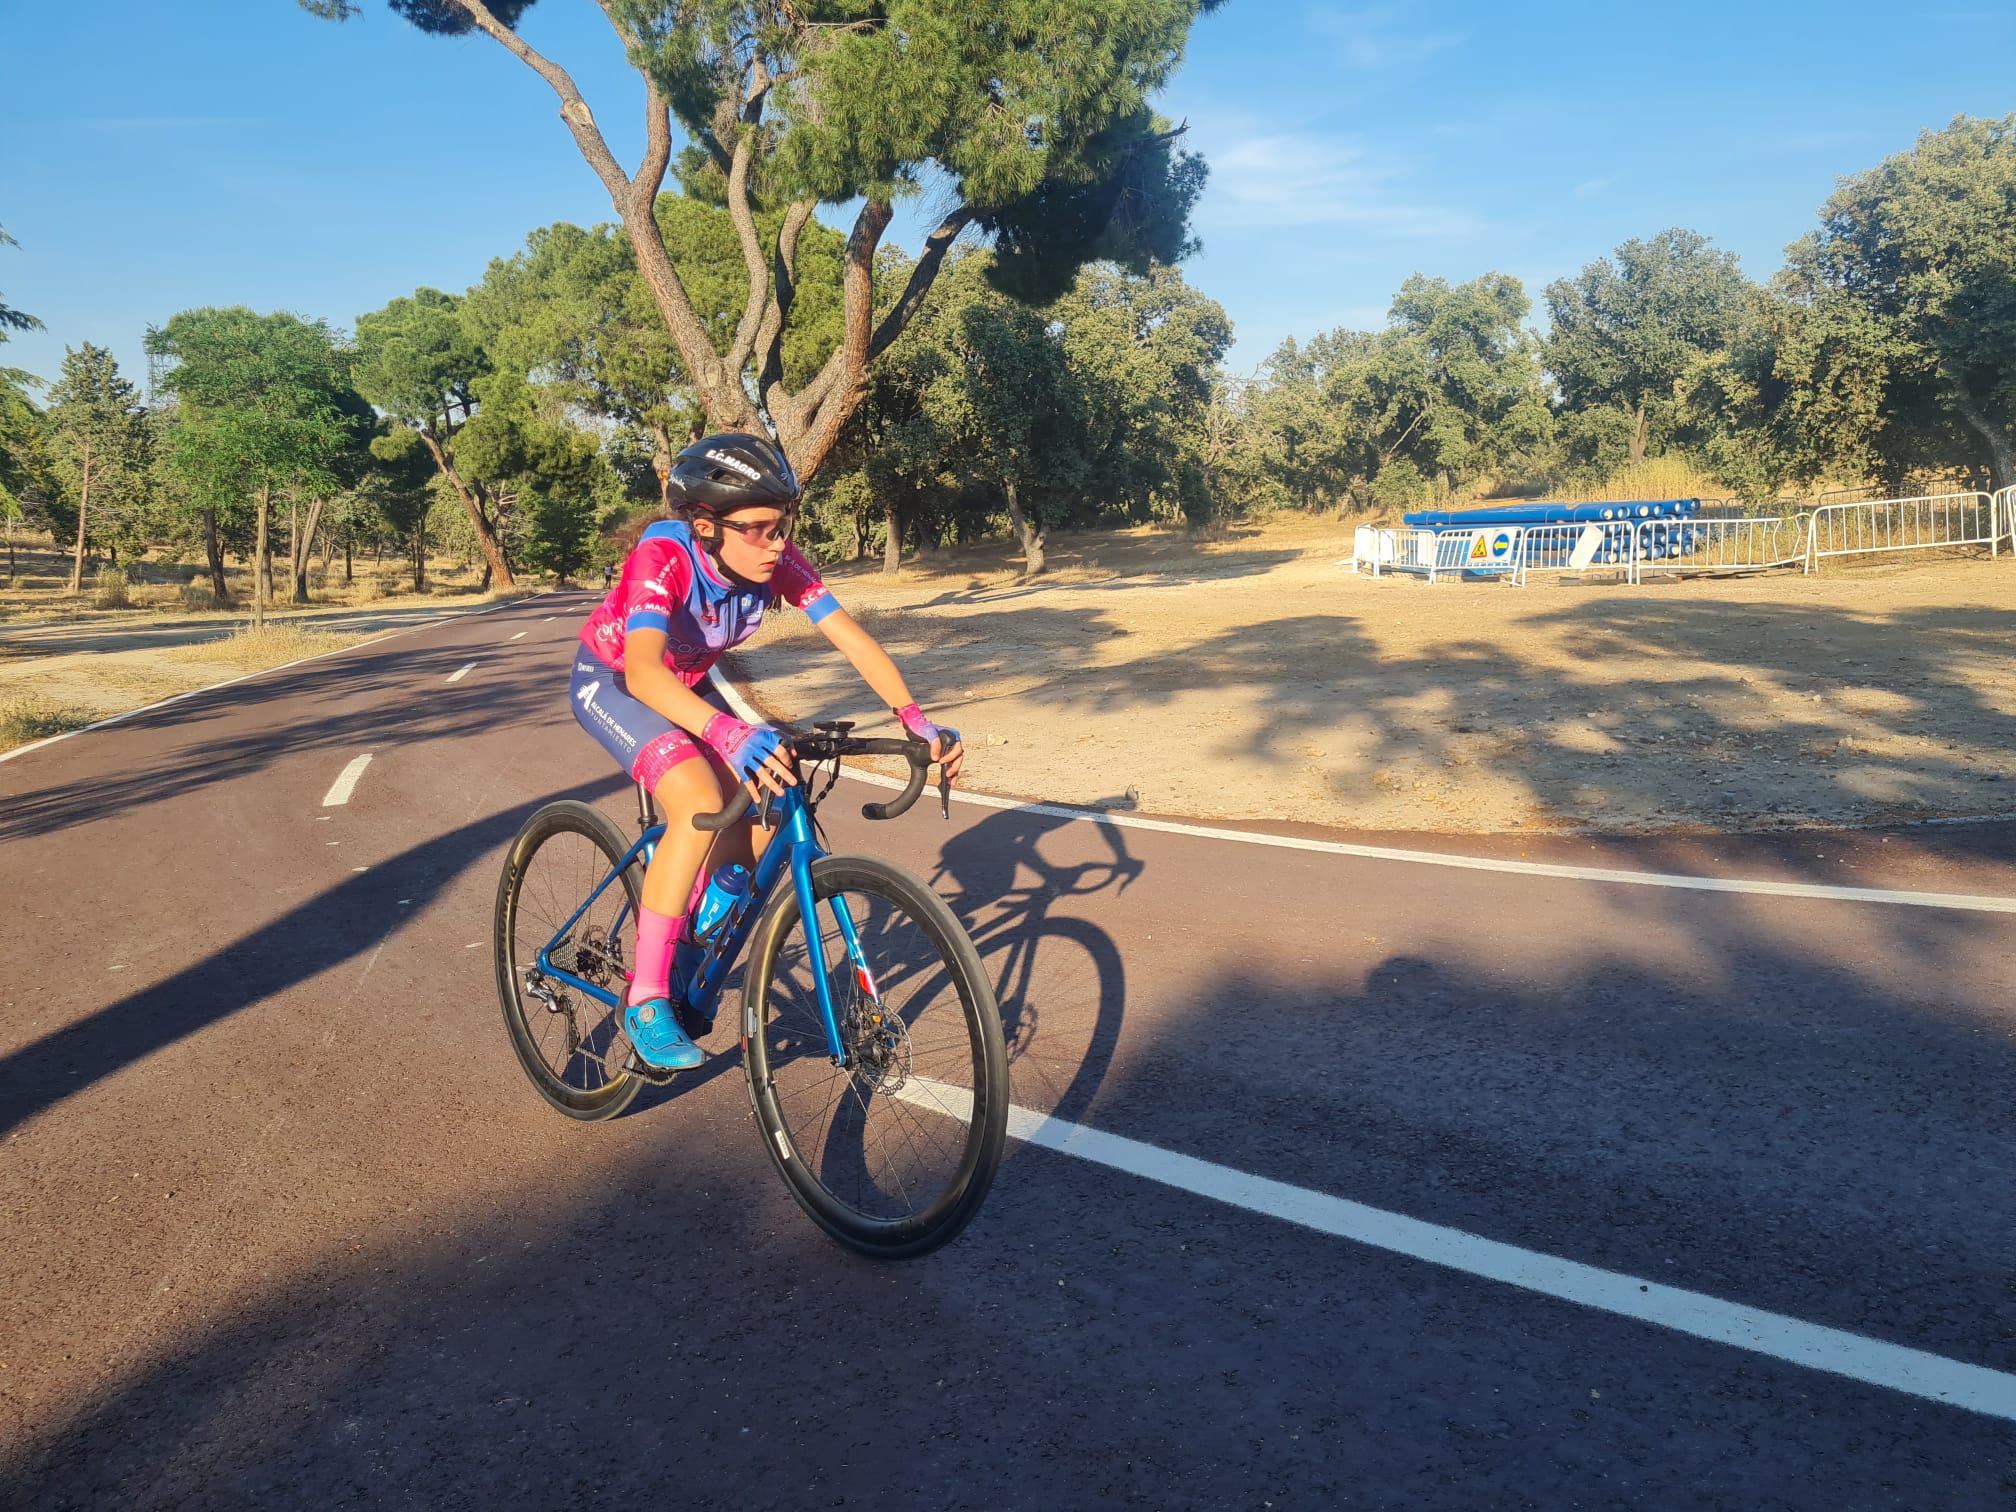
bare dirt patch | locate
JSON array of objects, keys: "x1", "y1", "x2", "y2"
[{"x1": 729, "y1": 516, "x2": 2016, "y2": 834}]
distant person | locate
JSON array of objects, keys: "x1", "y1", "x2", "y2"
[
  {"x1": 601, "y1": 561, "x2": 614, "y2": 591},
  {"x1": 568, "y1": 432, "x2": 963, "y2": 1072}
]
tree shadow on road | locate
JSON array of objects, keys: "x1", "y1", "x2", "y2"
[
  {"x1": 6, "y1": 895, "x2": 2014, "y2": 1509},
  {"x1": 0, "y1": 772, "x2": 630, "y2": 1141},
  {"x1": 0, "y1": 637, "x2": 569, "y2": 843}
]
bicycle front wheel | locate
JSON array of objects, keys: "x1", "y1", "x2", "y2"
[
  {"x1": 742, "y1": 855, "x2": 1008, "y2": 1259},
  {"x1": 493, "y1": 799, "x2": 643, "y2": 1122}
]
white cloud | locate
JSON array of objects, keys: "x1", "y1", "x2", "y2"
[
  {"x1": 1572, "y1": 177, "x2": 1612, "y2": 200},
  {"x1": 1199, "y1": 132, "x2": 1479, "y2": 236},
  {"x1": 1306, "y1": 5, "x2": 1466, "y2": 69}
]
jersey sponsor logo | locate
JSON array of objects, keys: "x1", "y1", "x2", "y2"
[
  {"x1": 576, "y1": 679, "x2": 601, "y2": 705},
  {"x1": 704, "y1": 449, "x2": 761, "y2": 480}
]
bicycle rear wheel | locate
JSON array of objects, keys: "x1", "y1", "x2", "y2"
[
  {"x1": 493, "y1": 799, "x2": 644, "y2": 1121},
  {"x1": 742, "y1": 854, "x2": 1008, "y2": 1259}
]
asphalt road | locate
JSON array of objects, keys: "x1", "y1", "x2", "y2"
[
  {"x1": 0, "y1": 602, "x2": 474, "y2": 659},
  {"x1": 2, "y1": 593, "x2": 2013, "y2": 1509}
]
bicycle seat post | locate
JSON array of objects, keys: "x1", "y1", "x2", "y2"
[{"x1": 635, "y1": 779, "x2": 659, "y2": 833}]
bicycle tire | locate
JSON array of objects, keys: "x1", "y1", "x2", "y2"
[
  {"x1": 493, "y1": 799, "x2": 644, "y2": 1122},
  {"x1": 741, "y1": 854, "x2": 1008, "y2": 1259}
]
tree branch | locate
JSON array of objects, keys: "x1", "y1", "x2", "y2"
[
  {"x1": 451, "y1": 0, "x2": 756, "y2": 432},
  {"x1": 722, "y1": 60, "x2": 777, "y2": 384},
  {"x1": 454, "y1": 0, "x2": 631, "y2": 205},
  {"x1": 757, "y1": 199, "x2": 817, "y2": 427},
  {"x1": 792, "y1": 198, "x2": 892, "y2": 477},
  {"x1": 868, "y1": 205, "x2": 974, "y2": 363}
]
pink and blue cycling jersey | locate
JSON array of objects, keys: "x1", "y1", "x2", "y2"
[{"x1": 578, "y1": 519, "x2": 841, "y2": 683}]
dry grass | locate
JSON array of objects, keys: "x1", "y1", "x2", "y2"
[
  {"x1": 0, "y1": 694, "x2": 96, "y2": 752},
  {"x1": 0, "y1": 534, "x2": 512, "y2": 627},
  {"x1": 163, "y1": 621, "x2": 384, "y2": 671}
]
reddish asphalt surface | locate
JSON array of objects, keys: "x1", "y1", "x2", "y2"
[{"x1": 3, "y1": 593, "x2": 2014, "y2": 1509}]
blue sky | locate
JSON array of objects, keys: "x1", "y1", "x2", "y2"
[{"x1": 3, "y1": 0, "x2": 2012, "y2": 391}]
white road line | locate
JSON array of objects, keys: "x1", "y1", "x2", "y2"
[
  {"x1": 319, "y1": 753, "x2": 373, "y2": 807},
  {"x1": 894, "y1": 1077, "x2": 2016, "y2": 1422},
  {"x1": 446, "y1": 663, "x2": 476, "y2": 684},
  {"x1": 509, "y1": 630, "x2": 527, "y2": 641},
  {"x1": 704, "y1": 671, "x2": 2016, "y2": 916}
]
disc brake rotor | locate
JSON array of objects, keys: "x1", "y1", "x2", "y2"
[{"x1": 843, "y1": 989, "x2": 912, "y2": 1094}]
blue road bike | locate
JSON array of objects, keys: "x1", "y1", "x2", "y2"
[{"x1": 492, "y1": 724, "x2": 1008, "y2": 1258}]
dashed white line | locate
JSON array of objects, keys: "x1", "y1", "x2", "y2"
[
  {"x1": 895, "y1": 1077, "x2": 2016, "y2": 1423},
  {"x1": 509, "y1": 630, "x2": 526, "y2": 641},
  {"x1": 320, "y1": 753, "x2": 373, "y2": 807},
  {"x1": 446, "y1": 663, "x2": 476, "y2": 683}
]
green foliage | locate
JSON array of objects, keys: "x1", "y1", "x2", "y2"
[
  {"x1": 45, "y1": 344, "x2": 152, "y2": 555},
  {"x1": 1544, "y1": 229, "x2": 1751, "y2": 466},
  {"x1": 815, "y1": 252, "x2": 1228, "y2": 557},
  {"x1": 1251, "y1": 275, "x2": 1550, "y2": 511},
  {"x1": 147, "y1": 308, "x2": 355, "y2": 510},
  {"x1": 353, "y1": 287, "x2": 486, "y2": 433},
  {"x1": 1794, "y1": 114, "x2": 2016, "y2": 486}
]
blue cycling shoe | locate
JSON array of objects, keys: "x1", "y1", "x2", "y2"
[{"x1": 624, "y1": 997, "x2": 707, "y2": 1072}]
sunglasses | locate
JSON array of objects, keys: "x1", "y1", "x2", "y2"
[{"x1": 710, "y1": 512, "x2": 797, "y2": 545}]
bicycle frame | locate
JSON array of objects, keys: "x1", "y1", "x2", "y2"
[{"x1": 530, "y1": 781, "x2": 876, "y2": 1067}]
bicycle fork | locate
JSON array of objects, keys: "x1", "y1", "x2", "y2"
[{"x1": 781, "y1": 811, "x2": 879, "y2": 1070}]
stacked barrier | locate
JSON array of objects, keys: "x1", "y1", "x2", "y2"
[{"x1": 1348, "y1": 491, "x2": 2015, "y2": 585}]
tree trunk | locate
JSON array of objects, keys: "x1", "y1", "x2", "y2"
[
  {"x1": 343, "y1": 535, "x2": 353, "y2": 585},
  {"x1": 203, "y1": 509, "x2": 229, "y2": 603},
  {"x1": 882, "y1": 501, "x2": 902, "y2": 576},
  {"x1": 1949, "y1": 382, "x2": 2016, "y2": 492},
  {"x1": 68, "y1": 445, "x2": 91, "y2": 593},
  {"x1": 652, "y1": 420, "x2": 675, "y2": 512},
  {"x1": 1003, "y1": 479, "x2": 1045, "y2": 577},
  {"x1": 412, "y1": 522, "x2": 427, "y2": 593},
  {"x1": 414, "y1": 430, "x2": 514, "y2": 586},
  {"x1": 252, "y1": 483, "x2": 270, "y2": 629},
  {"x1": 318, "y1": 523, "x2": 337, "y2": 581},
  {"x1": 1628, "y1": 405, "x2": 1648, "y2": 469},
  {"x1": 291, "y1": 496, "x2": 325, "y2": 604}
]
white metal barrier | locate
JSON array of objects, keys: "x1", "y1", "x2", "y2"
[
  {"x1": 1805, "y1": 492, "x2": 1998, "y2": 570},
  {"x1": 1631, "y1": 515, "x2": 1808, "y2": 578},
  {"x1": 1997, "y1": 487, "x2": 2015, "y2": 552},
  {"x1": 1353, "y1": 526, "x2": 1483, "y2": 581},
  {"x1": 1512, "y1": 522, "x2": 1636, "y2": 585}
]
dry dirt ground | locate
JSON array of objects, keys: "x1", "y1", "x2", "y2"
[
  {"x1": 7, "y1": 520, "x2": 2014, "y2": 833},
  {"x1": 731, "y1": 515, "x2": 2016, "y2": 835}
]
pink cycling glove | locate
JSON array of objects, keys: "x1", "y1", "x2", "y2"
[
  {"x1": 702, "y1": 712, "x2": 784, "y2": 781},
  {"x1": 895, "y1": 702, "x2": 958, "y2": 747}
]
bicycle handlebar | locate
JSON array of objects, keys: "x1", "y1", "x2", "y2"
[{"x1": 691, "y1": 727, "x2": 940, "y2": 832}]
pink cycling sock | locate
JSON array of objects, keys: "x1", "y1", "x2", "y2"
[{"x1": 628, "y1": 906, "x2": 685, "y2": 1006}]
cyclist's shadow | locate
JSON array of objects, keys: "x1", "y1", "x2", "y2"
[{"x1": 928, "y1": 804, "x2": 1138, "y2": 1128}]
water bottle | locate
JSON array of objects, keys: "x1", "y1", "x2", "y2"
[{"x1": 691, "y1": 862, "x2": 751, "y2": 945}]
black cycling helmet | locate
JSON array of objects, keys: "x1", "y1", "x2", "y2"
[{"x1": 666, "y1": 432, "x2": 801, "y2": 518}]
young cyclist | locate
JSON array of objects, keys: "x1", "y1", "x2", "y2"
[{"x1": 569, "y1": 432, "x2": 964, "y2": 1073}]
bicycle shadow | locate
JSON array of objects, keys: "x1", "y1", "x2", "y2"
[{"x1": 928, "y1": 804, "x2": 1138, "y2": 1128}]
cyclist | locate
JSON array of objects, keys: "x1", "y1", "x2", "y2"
[{"x1": 569, "y1": 432, "x2": 963, "y2": 1073}]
